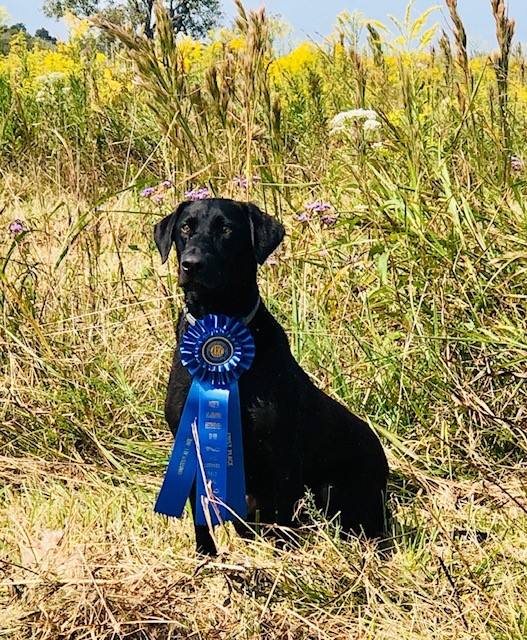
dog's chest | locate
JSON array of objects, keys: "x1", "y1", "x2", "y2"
[{"x1": 168, "y1": 354, "x2": 287, "y2": 425}]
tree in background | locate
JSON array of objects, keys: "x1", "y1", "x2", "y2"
[
  {"x1": 168, "y1": 0, "x2": 222, "y2": 39},
  {"x1": 0, "y1": 7, "x2": 58, "y2": 52},
  {"x1": 0, "y1": 22, "x2": 24, "y2": 54},
  {"x1": 35, "y1": 27, "x2": 58, "y2": 43},
  {"x1": 42, "y1": 0, "x2": 222, "y2": 39},
  {"x1": 0, "y1": 24, "x2": 58, "y2": 53}
]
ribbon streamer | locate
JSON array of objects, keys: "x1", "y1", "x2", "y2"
[{"x1": 155, "y1": 314, "x2": 255, "y2": 526}]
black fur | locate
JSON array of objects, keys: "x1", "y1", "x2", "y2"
[{"x1": 154, "y1": 198, "x2": 388, "y2": 554}]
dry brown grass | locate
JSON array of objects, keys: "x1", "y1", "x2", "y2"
[{"x1": 2, "y1": 455, "x2": 527, "y2": 639}]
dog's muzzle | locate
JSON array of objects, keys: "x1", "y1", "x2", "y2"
[{"x1": 179, "y1": 249, "x2": 223, "y2": 289}]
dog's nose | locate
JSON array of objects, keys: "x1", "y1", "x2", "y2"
[{"x1": 181, "y1": 255, "x2": 204, "y2": 273}]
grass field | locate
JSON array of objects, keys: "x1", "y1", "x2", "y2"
[{"x1": 1, "y1": 1, "x2": 527, "y2": 638}]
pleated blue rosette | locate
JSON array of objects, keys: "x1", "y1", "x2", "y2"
[{"x1": 155, "y1": 314, "x2": 255, "y2": 526}]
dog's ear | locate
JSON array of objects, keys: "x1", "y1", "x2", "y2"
[
  {"x1": 245, "y1": 203, "x2": 285, "y2": 265},
  {"x1": 153, "y1": 201, "x2": 189, "y2": 264}
]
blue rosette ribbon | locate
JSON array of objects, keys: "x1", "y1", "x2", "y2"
[{"x1": 155, "y1": 315, "x2": 255, "y2": 526}]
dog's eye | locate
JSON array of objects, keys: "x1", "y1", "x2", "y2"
[{"x1": 181, "y1": 224, "x2": 191, "y2": 235}]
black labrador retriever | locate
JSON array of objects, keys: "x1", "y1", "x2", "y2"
[{"x1": 154, "y1": 198, "x2": 388, "y2": 554}]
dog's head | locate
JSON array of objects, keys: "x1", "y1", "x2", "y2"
[{"x1": 153, "y1": 198, "x2": 285, "y2": 291}]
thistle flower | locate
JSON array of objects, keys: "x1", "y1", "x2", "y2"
[
  {"x1": 9, "y1": 219, "x2": 25, "y2": 236},
  {"x1": 511, "y1": 156, "x2": 524, "y2": 171}
]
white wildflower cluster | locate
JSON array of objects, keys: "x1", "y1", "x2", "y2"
[
  {"x1": 363, "y1": 118, "x2": 381, "y2": 131},
  {"x1": 35, "y1": 72, "x2": 67, "y2": 85},
  {"x1": 329, "y1": 108, "x2": 381, "y2": 135},
  {"x1": 35, "y1": 72, "x2": 69, "y2": 103}
]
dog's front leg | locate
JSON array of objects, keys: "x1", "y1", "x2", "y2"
[
  {"x1": 273, "y1": 474, "x2": 302, "y2": 527},
  {"x1": 270, "y1": 445, "x2": 304, "y2": 528},
  {"x1": 194, "y1": 524, "x2": 217, "y2": 555},
  {"x1": 256, "y1": 464, "x2": 303, "y2": 550},
  {"x1": 188, "y1": 484, "x2": 217, "y2": 555}
]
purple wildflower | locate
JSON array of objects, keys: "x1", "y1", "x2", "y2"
[
  {"x1": 295, "y1": 212, "x2": 310, "y2": 223},
  {"x1": 265, "y1": 255, "x2": 279, "y2": 266},
  {"x1": 231, "y1": 174, "x2": 260, "y2": 188},
  {"x1": 305, "y1": 201, "x2": 332, "y2": 214},
  {"x1": 318, "y1": 249, "x2": 329, "y2": 256},
  {"x1": 320, "y1": 215, "x2": 337, "y2": 226},
  {"x1": 159, "y1": 179, "x2": 173, "y2": 189},
  {"x1": 344, "y1": 254, "x2": 360, "y2": 266},
  {"x1": 231, "y1": 176, "x2": 249, "y2": 188},
  {"x1": 151, "y1": 194, "x2": 165, "y2": 205},
  {"x1": 9, "y1": 219, "x2": 25, "y2": 236},
  {"x1": 140, "y1": 186, "x2": 156, "y2": 198},
  {"x1": 511, "y1": 156, "x2": 524, "y2": 172},
  {"x1": 185, "y1": 187, "x2": 211, "y2": 201}
]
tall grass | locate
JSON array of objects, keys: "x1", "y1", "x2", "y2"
[{"x1": 1, "y1": 0, "x2": 527, "y2": 637}]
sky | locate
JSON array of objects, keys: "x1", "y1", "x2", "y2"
[{"x1": 1, "y1": 0, "x2": 526, "y2": 50}]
